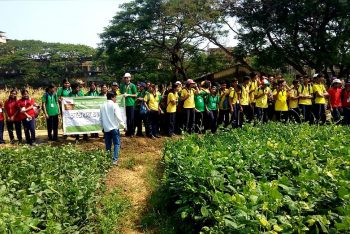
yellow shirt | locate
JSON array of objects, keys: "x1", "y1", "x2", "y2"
[
  {"x1": 219, "y1": 88, "x2": 230, "y2": 110},
  {"x1": 289, "y1": 89, "x2": 299, "y2": 109},
  {"x1": 298, "y1": 84, "x2": 313, "y2": 105},
  {"x1": 241, "y1": 85, "x2": 250, "y2": 106},
  {"x1": 166, "y1": 92, "x2": 178, "y2": 113},
  {"x1": 249, "y1": 80, "x2": 259, "y2": 103},
  {"x1": 181, "y1": 88, "x2": 195, "y2": 108},
  {"x1": 313, "y1": 83, "x2": 327, "y2": 104},
  {"x1": 273, "y1": 89, "x2": 288, "y2": 111},
  {"x1": 229, "y1": 88, "x2": 238, "y2": 105},
  {"x1": 144, "y1": 92, "x2": 161, "y2": 111},
  {"x1": 255, "y1": 87, "x2": 270, "y2": 108}
]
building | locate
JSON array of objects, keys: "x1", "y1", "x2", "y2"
[{"x1": 0, "y1": 31, "x2": 6, "y2": 43}]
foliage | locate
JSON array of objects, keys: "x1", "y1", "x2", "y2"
[
  {"x1": 0, "y1": 40, "x2": 96, "y2": 86},
  {"x1": 163, "y1": 124, "x2": 350, "y2": 233},
  {"x1": 0, "y1": 145, "x2": 112, "y2": 232}
]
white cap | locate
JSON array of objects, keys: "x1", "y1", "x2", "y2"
[
  {"x1": 124, "y1": 73, "x2": 131, "y2": 78},
  {"x1": 332, "y1": 79, "x2": 342, "y2": 84},
  {"x1": 313, "y1": 73, "x2": 318, "y2": 78},
  {"x1": 175, "y1": 81, "x2": 182, "y2": 85}
]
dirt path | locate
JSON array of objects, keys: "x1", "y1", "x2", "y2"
[{"x1": 0, "y1": 130, "x2": 166, "y2": 233}]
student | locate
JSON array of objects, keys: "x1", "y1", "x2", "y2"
[
  {"x1": 241, "y1": 76, "x2": 252, "y2": 123},
  {"x1": 99, "y1": 84, "x2": 108, "y2": 97},
  {"x1": 313, "y1": 74, "x2": 329, "y2": 124},
  {"x1": 288, "y1": 80, "x2": 301, "y2": 123},
  {"x1": 144, "y1": 84, "x2": 162, "y2": 138},
  {"x1": 134, "y1": 83, "x2": 147, "y2": 136},
  {"x1": 229, "y1": 79, "x2": 241, "y2": 128},
  {"x1": 194, "y1": 82, "x2": 209, "y2": 133},
  {"x1": 0, "y1": 99, "x2": 5, "y2": 144},
  {"x1": 254, "y1": 79, "x2": 271, "y2": 123},
  {"x1": 341, "y1": 81, "x2": 350, "y2": 125},
  {"x1": 17, "y1": 89, "x2": 36, "y2": 145},
  {"x1": 218, "y1": 81, "x2": 230, "y2": 128},
  {"x1": 206, "y1": 86, "x2": 220, "y2": 133},
  {"x1": 181, "y1": 79, "x2": 199, "y2": 134},
  {"x1": 42, "y1": 84, "x2": 60, "y2": 141},
  {"x1": 249, "y1": 72, "x2": 259, "y2": 118},
  {"x1": 298, "y1": 76, "x2": 314, "y2": 123},
  {"x1": 166, "y1": 83, "x2": 180, "y2": 137},
  {"x1": 100, "y1": 92, "x2": 126, "y2": 165},
  {"x1": 4, "y1": 89, "x2": 22, "y2": 144},
  {"x1": 328, "y1": 79, "x2": 343, "y2": 123},
  {"x1": 273, "y1": 80, "x2": 289, "y2": 122},
  {"x1": 85, "y1": 82, "x2": 100, "y2": 96},
  {"x1": 69, "y1": 83, "x2": 87, "y2": 141},
  {"x1": 110, "y1": 82, "x2": 120, "y2": 96},
  {"x1": 120, "y1": 73, "x2": 137, "y2": 137},
  {"x1": 57, "y1": 78, "x2": 72, "y2": 100}
]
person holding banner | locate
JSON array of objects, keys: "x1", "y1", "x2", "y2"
[
  {"x1": 69, "y1": 83, "x2": 88, "y2": 141},
  {"x1": 100, "y1": 92, "x2": 126, "y2": 165},
  {"x1": 120, "y1": 73, "x2": 137, "y2": 137}
]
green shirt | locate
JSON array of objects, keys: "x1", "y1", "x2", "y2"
[
  {"x1": 120, "y1": 82, "x2": 137, "y2": 107},
  {"x1": 85, "y1": 90, "x2": 99, "y2": 96},
  {"x1": 42, "y1": 93, "x2": 59, "y2": 116},
  {"x1": 206, "y1": 95, "x2": 219, "y2": 111},
  {"x1": 57, "y1": 87, "x2": 71, "y2": 97},
  {"x1": 195, "y1": 91, "x2": 207, "y2": 112},
  {"x1": 135, "y1": 90, "x2": 146, "y2": 110},
  {"x1": 68, "y1": 92, "x2": 83, "y2": 97}
]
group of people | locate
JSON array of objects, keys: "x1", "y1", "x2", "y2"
[{"x1": 1, "y1": 72, "x2": 350, "y2": 145}]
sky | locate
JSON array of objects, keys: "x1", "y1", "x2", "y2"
[{"x1": 0, "y1": 0, "x2": 131, "y2": 48}]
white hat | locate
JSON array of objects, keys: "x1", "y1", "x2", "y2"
[
  {"x1": 175, "y1": 81, "x2": 182, "y2": 85},
  {"x1": 124, "y1": 73, "x2": 131, "y2": 78},
  {"x1": 313, "y1": 73, "x2": 318, "y2": 78},
  {"x1": 332, "y1": 79, "x2": 342, "y2": 84}
]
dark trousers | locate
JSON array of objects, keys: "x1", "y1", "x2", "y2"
[
  {"x1": 195, "y1": 111, "x2": 204, "y2": 133},
  {"x1": 289, "y1": 108, "x2": 301, "y2": 123},
  {"x1": 242, "y1": 105, "x2": 253, "y2": 123},
  {"x1": 267, "y1": 103, "x2": 275, "y2": 120},
  {"x1": 167, "y1": 112, "x2": 176, "y2": 135},
  {"x1": 135, "y1": 110, "x2": 148, "y2": 136},
  {"x1": 343, "y1": 107, "x2": 350, "y2": 125},
  {"x1": 276, "y1": 111, "x2": 288, "y2": 122},
  {"x1": 175, "y1": 111, "x2": 182, "y2": 134},
  {"x1": 299, "y1": 104, "x2": 313, "y2": 124},
  {"x1": 314, "y1": 104, "x2": 326, "y2": 125},
  {"x1": 218, "y1": 109, "x2": 230, "y2": 127},
  {"x1": 47, "y1": 115, "x2": 59, "y2": 140},
  {"x1": 22, "y1": 118, "x2": 36, "y2": 145},
  {"x1": 331, "y1": 107, "x2": 341, "y2": 123},
  {"x1": 149, "y1": 110, "x2": 159, "y2": 136},
  {"x1": 126, "y1": 106, "x2": 135, "y2": 136},
  {"x1": 183, "y1": 108, "x2": 195, "y2": 134},
  {"x1": 255, "y1": 107, "x2": 268, "y2": 123},
  {"x1": 0, "y1": 121, "x2": 4, "y2": 143},
  {"x1": 231, "y1": 104, "x2": 243, "y2": 128},
  {"x1": 6, "y1": 120, "x2": 22, "y2": 141},
  {"x1": 207, "y1": 110, "x2": 218, "y2": 133}
]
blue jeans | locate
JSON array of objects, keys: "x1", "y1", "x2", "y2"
[
  {"x1": 22, "y1": 118, "x2": 36, "y2": 145},
  {"x1": 104, "y1": 129, "x2": 121, "y2": 162}
]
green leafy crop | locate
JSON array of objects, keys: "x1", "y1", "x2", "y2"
[{"x1": 163, "y1": 124, "x2": 350, "y2": 233}]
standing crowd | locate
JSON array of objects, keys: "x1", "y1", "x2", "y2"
[{"x1": 0, "y1": 72, "x2": 350, "y2": 145}]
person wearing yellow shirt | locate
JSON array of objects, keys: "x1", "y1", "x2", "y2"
[
  {"x1": 288, "y1": 80, "x2": 301, "y2": 123},
  {"x1": 298, "y1": 75, "x2": 314, "y2": 123},
  {"x1": 313, "y1": 74, "x2": 329, "y2": 124},
  {"x1": 144, "y1": 84, "x2": 162, "y2": 138},
  {"x1": 166, "y1": 83, "x2": 180, "y2": 137},
  {"x1": 249, "y1": 72, "x2": 259, "y2": 117},
  {"x1": 241, "y1": 76, "x2": 253, "y2": 123},
  {"x1": 229, "y1": 79, "x2": 241, "y2": 128},
  {"x1": 255, "y1": 79, "x2": 271, "y2": 123},
  {"x1": 273, "y1": 80, "x2": 289, "y2": 122},
  {"x1": 181, "y1": 79, "x2": 199, "y2": 134},
  {"x1": 218, "y1": 81, "x2": 231, "y2": 128}
]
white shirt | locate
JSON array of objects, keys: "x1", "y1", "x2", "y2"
[{"x1": 100, "y1": 100, "x2": 126, "y2": 132}]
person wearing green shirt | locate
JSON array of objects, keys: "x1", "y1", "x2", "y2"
[
  {"x1": 42, "y1": 84, "x2": 60, "y2": 141},
  {"x1": 206, "y1": 86, "x2": 220, "y2": 133},
  {"x1": 194, "y1": 84, "x2": 209, "y2": 133},
  {"x1": 120, "y1": 73, "x2": 137, "y2": 137},
  {"x1": 68, "y1": 83, "x2": 87, "y2": 141},
  {"x1": 85, "y1": 82, "x2": 99, "y2": 96},
  {"x1": 57, "y1": 79, "x2": 72, "y2": 99}
]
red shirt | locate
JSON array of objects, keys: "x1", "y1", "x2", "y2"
[
  {"x1": 342, "y1": 89, "x2": 350, "y2": 107},
  {"x1": 0, "y1": 104, "x2": 4, "y2": 121},
  {"x1": 328, "y1": 87, "x2": 342, "y2": 108},
  {"x1": 4, "y1": 98, "x2": 19, "y2": 121},
  {"x1": 17, "y1": 98, "x2": 35, "y2": 120}
]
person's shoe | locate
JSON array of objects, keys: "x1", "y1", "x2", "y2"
[
  {"x1": 10, "y1": 140, "x2": 15, "y2": 144},
  {"x1": 0, "y1": 141, "x2": 5, "y2": 144},
  {"x1": 154, "y1": 135, "x2": 161, "y2": 138},
  {"x1": 136, "y1": 133, "x2": 144, "y2": 137},
  {"x1": 112, "y1": 160, "x2": 118, "y2": 166},
  {"x1": 129, "y1": 135, "x2": 134, "y2": 138},
  {"x1": 149, "y1": 135, "x2": 156, "y2": 139}
]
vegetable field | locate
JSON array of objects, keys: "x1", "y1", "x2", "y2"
[
  {"x1": 163, "y1": 124, "x2": 350, "y2": 233},
  {"x1": 0, "y1": 145, "x2": 112, "y2": 233}
]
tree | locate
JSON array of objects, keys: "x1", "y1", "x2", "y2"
[{"x1": 99, "y1": 0, "x2": 204, "y2": 81}]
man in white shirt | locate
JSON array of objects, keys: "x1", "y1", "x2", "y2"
[{"x1": 100, "y1": 92, "x2": 126, "y2": 165}]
